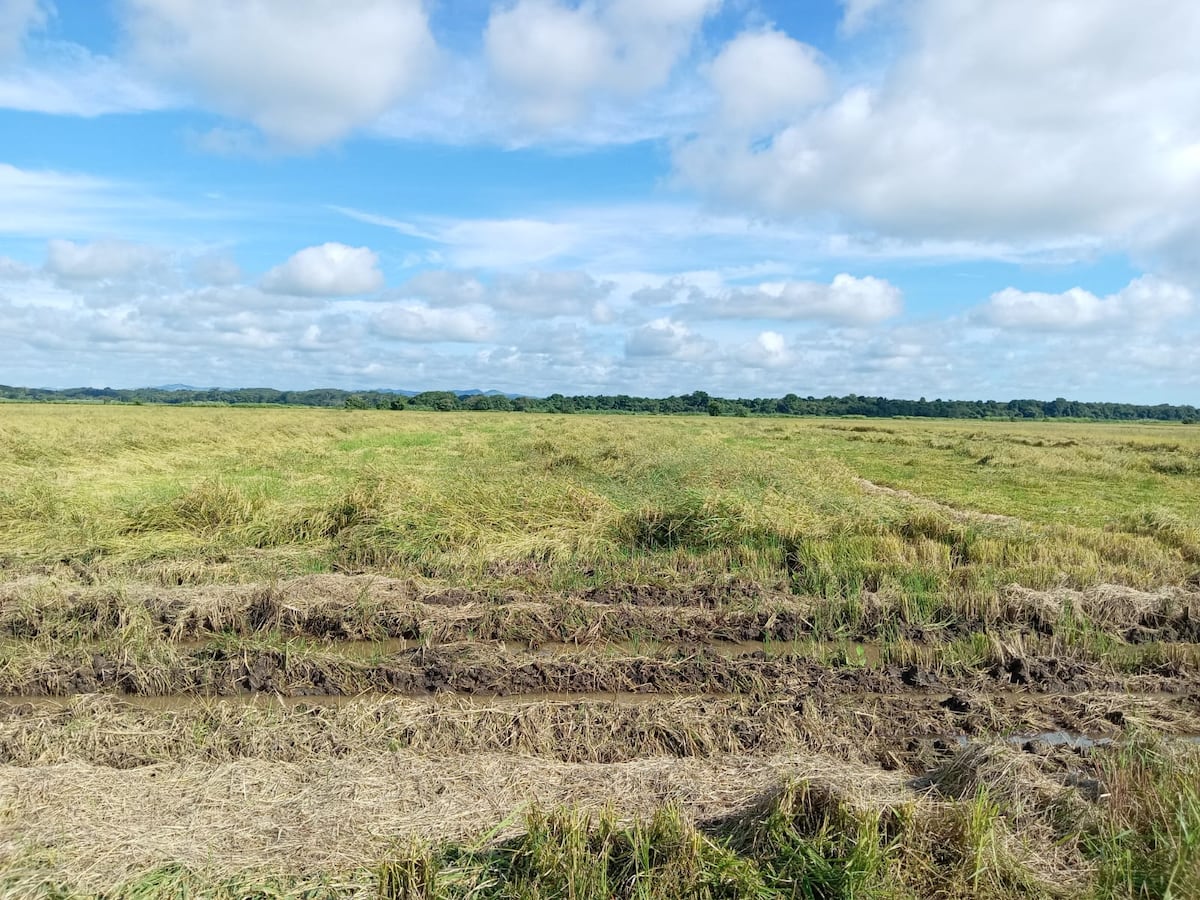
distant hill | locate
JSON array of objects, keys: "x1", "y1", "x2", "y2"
[{"x1": 451, "y1": 389, "x2": 525, "y2": 399}]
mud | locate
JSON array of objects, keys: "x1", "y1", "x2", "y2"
[
  {"x1": 1, "y1": 689, "x2": 1198, "y2": 775},
  {"x1": 6, "y1": 574, "x2": 1199, "y2": 647},
  {"x1": 7, "y1": 641, "x2": 1200, "y2": 703},
  {"x1": 579, "y1": 579, "x2": 790, "y2": 607}
]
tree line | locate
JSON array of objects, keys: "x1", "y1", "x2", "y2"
[{"x1": 0, "y1": 384, "x2": 1196, "y2": 422}]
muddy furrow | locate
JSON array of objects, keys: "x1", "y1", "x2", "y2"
[
  {"x1": 6, "y1": 641, "x2": 1200, "y2": 698},
  {"x1": 6, "y1": 573, "x2": 1199, "y2": 645},
  {"x1": 1, "y1": 690, "x2": 1197, "y2": 773}
]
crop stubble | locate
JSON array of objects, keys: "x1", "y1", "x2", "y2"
[{"x1": 1, "y1": 409, "x2": 1198, "y2": 896}]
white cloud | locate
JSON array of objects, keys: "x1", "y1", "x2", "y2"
[
  {"x1": 839, "y1": 0, "x2": 891, "y2": 35},
  {"x1": 339, "y1": 202, "x2": 826, "y2": 274},
  {"x1": 492, "y1": 270, "x2": 614, "y2": 316},
  {"x1": 642, "y1": 273, "x2": 903, "y2": 324},
  {"x1": 625, "y1": 317, "x2": 711, "y2": 359},
  {"x1": 0, "y1": 163, "x2": 159, "y2": 238},
  {"x1": 2, "y1": 259, "x2": 1198, "y2": 402},
  {"x1": 0, "y1": 255, "x2": 33, "y2": 280},
  {"x1": 0, "y1": 42, "x2": 170, "y2": 116},
  {"x1": 485, "y1": 0, "x2": 718, "y2": 127},
  {"x1": 44, "y1": 239, "x2": 164, "y2": 280},
  {"x1": 0, "y1": 0, "x2": 47, "y2": 62},
  {"x1": 395, "y1": 270, "x2": 487, "y2": 306},
  {"x1": 261, "y1": 243, "x2": 383, "y2": 297},
  {"x1": 735, "y1": 330, "x2": 792, "y2": 369},
  {"x1": 485, "y1": 0, "x2": 610, "y2": 126},
  {"x1": 975, "y1": 276, "x2": 1193, "y2": 331},
  {"x1": 122, "y1": 0, "x2": 436, "y2": 147},
  {"x1": 396, "y1": 269, "x2": 615, "y2": 319},
  {"x1": 708, "y1": 29, "x2": 827, "y2": 131},
  {"x1": 439, "y1": 218, "x2": 582, "y2": 268},
  {"x1": 677, "y1": 0, "x2": 1200, "y2": 254},
  {"x1": 190, "y1": 253, "x2": 242, "y2": 286},
  {"x1": 372, "y1": 304, "x2": 494, "y2": 343}
]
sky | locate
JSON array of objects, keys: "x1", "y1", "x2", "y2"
[{"x1": 1, "y1": 0, "x2": 1198, "y2": 402}]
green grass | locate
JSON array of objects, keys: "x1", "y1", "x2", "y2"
[
  {"x1": 2, "y1": 406, "x2": 1198, "y2": 898},
  {"x1": 1, "y1": 407, "x2": 1197, "y2": 599},
  {"x1": 805, "y1": 419, "x2": 1200, "y2": 529}
]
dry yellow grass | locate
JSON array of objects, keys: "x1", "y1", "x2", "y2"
[{"x1": 2, "y1": 406, "x2": 1198, "y2": 897}]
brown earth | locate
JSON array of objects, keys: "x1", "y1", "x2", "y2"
[
  {"x1": 3, "y1": 571, "x2": 1198, "y2": 894},
  {"x1": 7, "y1": 640, "x2": 1200, "y2": 699},
  {"x1": 4, "y1": 573, "x2": 1200, "y2": 644}
]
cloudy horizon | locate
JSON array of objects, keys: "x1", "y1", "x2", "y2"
[{"x1": 2, "y1": 0, "x2": 1199, "y2": 403}]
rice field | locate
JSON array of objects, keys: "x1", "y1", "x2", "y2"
[{"x1": 1, "y1": 405, "x2": 1198, "y2": 897}]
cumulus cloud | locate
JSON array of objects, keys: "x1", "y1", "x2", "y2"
[
  {"x1": 492, "y1": 270, "x2": 614, "y2": 316},
  {"x1": 708, "y1": 29, "x2": 827, "y2": 131},
  {"x1": 395, "y1": 269, "x2": 615, "y2": 319},
  {"x1": 189, "y1": 253, "x2": 242, "y2": 286},
  {"x1": 485, "y1": 0, "x2": 718, "y2": 126},
  {"x1": 625, "y1": 317, "x2": 711, "y2": 359},
  {"x1": 261, "y1": 243, "x2": 383, "y2": 297},
  {"x1": 641, "y1": 274, "x2": 903, "y2": 324},
  {"x1": 0, "y1": 255, "x2": 33, "y2": 280},
  {"x1": 122, "y1": 0, "x2": 436, "y2": 147},
  {"x1": 735, "y1": 330, "x2": 792, "y2": 369},
  {"x1": 44, "y1": 239, "x2": 164, "y2": 280},
  {"x1": 974, "y1": 276, "x2": 1193, "y2": 331},
  {"x1": 372, "y1": 304, "x2": 494, "y2": 343},
  {"x1": 2, "y1": 260, "x2": 1198, "y2": 402},
  {"x1": 397, "y1": 270, "x2": 488, "y2": 306},
  {"x1": 677, "y1": 0, "x2": 1200, "y2": 252}
]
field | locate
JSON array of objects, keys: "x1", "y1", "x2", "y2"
[{"x1": 1, "y1": 405, "x2": 1199, "y2": 898}]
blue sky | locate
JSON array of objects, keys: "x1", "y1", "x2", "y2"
[{"x1": 1, "y1": 0, "x2": 1198, "y2": 402}]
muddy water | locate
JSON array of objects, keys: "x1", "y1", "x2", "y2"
[{"x1": 940, "y1": 730, "x2": 1200, "y2": 749}]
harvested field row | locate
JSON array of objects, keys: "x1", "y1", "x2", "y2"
[
  {"x1": 2, "y1": 692, "x2": 1199, "y2": 770},
  {"x1": 4, "y1": 412, "x2": 1198, "y2": 896},
  {"x1": 5, "y1": 738, "x2": 1199, "y2": 898},
  {"x1": 0, "y1": 750, "x2": 986, "y2": 895},
  {"x1": 5, "y1": 639, "x2": 1200, "y2": 697},
  {"x1": 5, "y1": 574, "x2": 1200, "y2": 643}
]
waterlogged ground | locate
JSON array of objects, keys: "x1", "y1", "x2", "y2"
[{"x1": 0, "y1": 406, "x2": 1198, "y2": 897}]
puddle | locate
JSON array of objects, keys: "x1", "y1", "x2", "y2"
[
  {"x1": 944, "y1": 731, "x2": 1200, "y2": 749},
  {"x1": 980, "y1": 731, "x2": 1112, "y2": 750}
]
